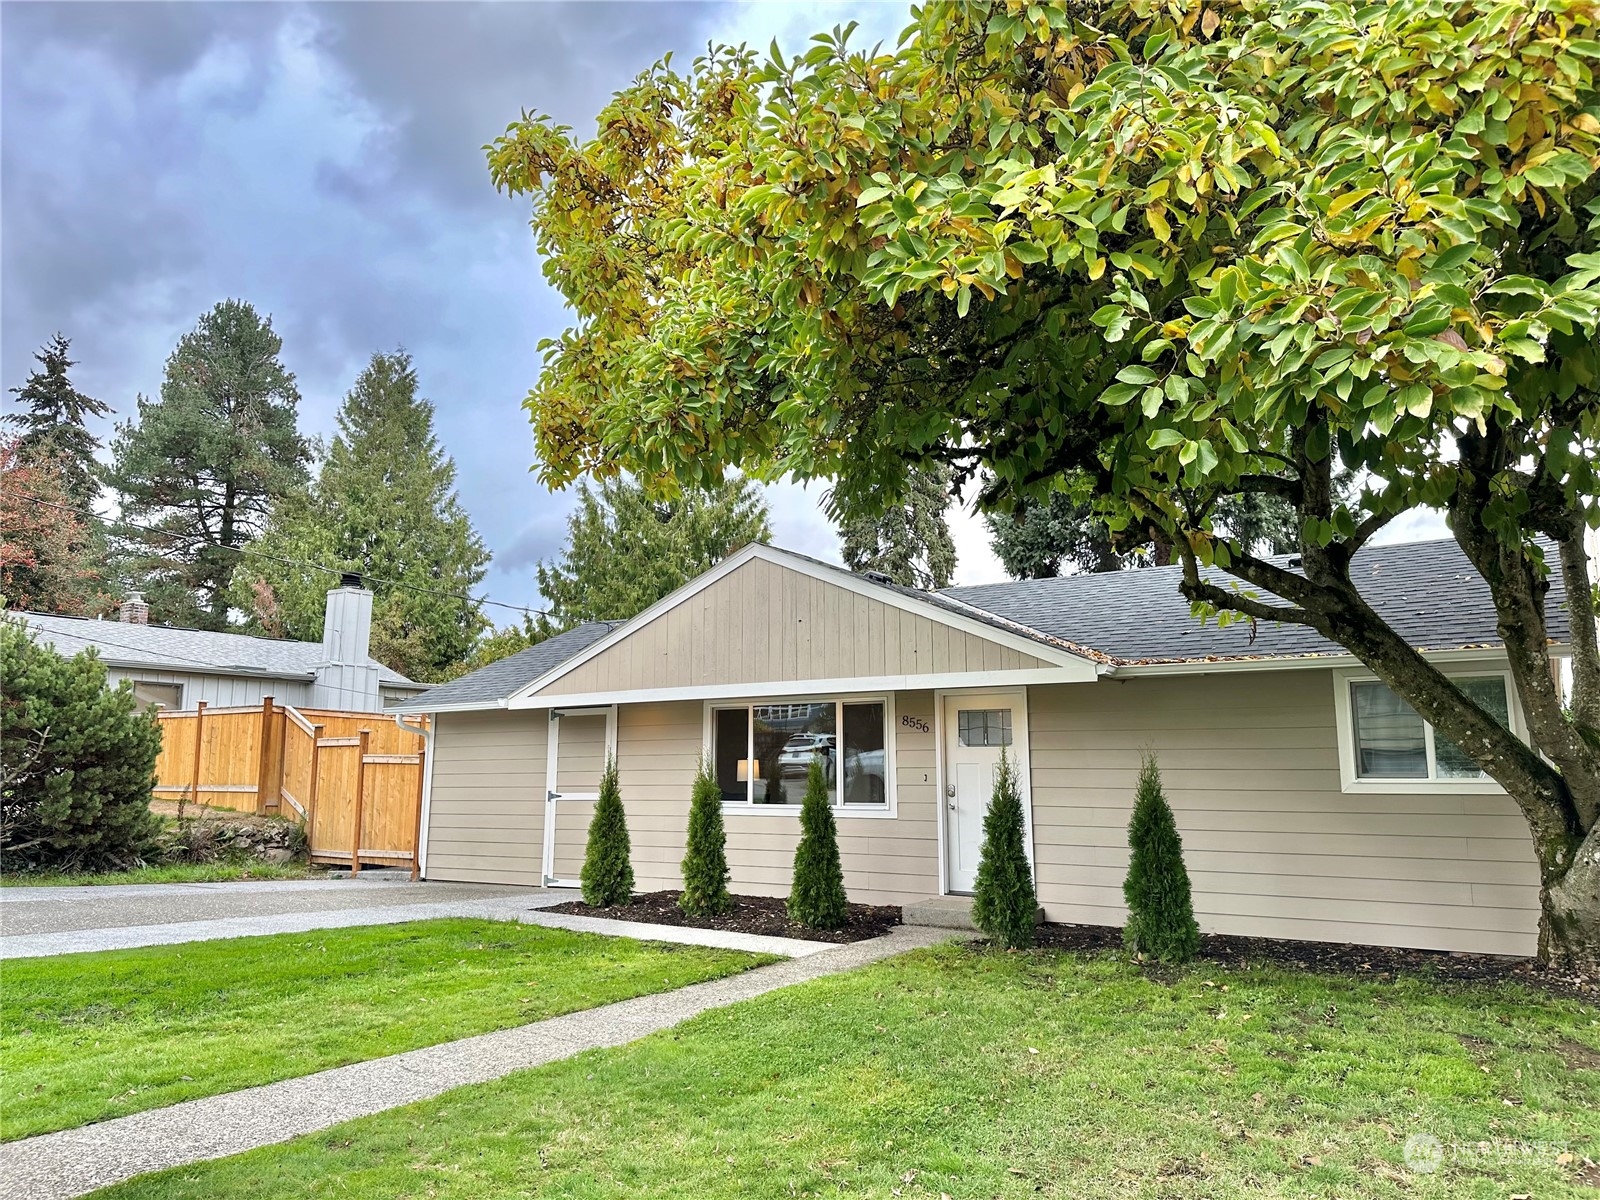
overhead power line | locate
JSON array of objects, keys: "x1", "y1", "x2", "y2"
[{"x1": 5, "y1": 487, "x2": 551, "y2": 620}]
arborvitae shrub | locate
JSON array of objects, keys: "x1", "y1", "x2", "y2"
[
  {"x1": 580, "y1": 753, "x2": 633, "y2": 906},
  {"x1": 1122, "y1": 754, "x2": 1201, "y2": 963},
  {"x1": 787, "y1": 756, "x2": 847, "y2": 928},
  {"x1": 680, "y1": 756, "x2": 732, "y2": 916},
  {"x1": 0, "y1": 618, "x2": 162, "y2": 872},
  {"x1": 971, "y1": 749, "x2": 1036, "y2": 949}
]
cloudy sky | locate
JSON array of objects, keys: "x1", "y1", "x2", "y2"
[{"x1": 1, "y1": 1, "x2": 1442, "y2": 619}]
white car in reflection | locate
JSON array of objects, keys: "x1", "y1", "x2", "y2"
[
  {"x1": 777, "y1": 733, "x2": 835, "y2": 775},
  {"x1": 844, "y1": 748, "x2": 885, "y2": 804}
]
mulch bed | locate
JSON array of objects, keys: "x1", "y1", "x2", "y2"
[
  {"x1": 1030, "y1": 922, "x2": 1597, "y2": 999},
  {"x1": 547, "y1": 891, "x2": 902, "y2": 944}
]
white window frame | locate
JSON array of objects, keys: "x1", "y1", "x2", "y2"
[
  {"x1": 131, "y1": 680, "x2": 184, "y2": 712},
  {"x1": 1331, "y1": 665, "x2": 1522, "y2": 794},
  {"x1": 701, "y1": 693, "x2": 898, "y2": 819}
]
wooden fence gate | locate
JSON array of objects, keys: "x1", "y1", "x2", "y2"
[{"x1": 155, "y1": 698, "x2": 429, "y2": 876}]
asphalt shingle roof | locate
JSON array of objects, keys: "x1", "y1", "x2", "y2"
[
  {"x1": 387, "y1": 621, "x2": 620, "y2": 712},
  {"x1": 18, "y1": 612, "x2": 420, "y2": 687},
  {"x1": 940, "y1": 537, "x2": 1572, "y2": 665}
]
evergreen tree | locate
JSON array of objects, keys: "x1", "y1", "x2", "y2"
[
  {"x1": 836, "y1": 463, "x2": 957, "y2": 588},
  {"x1": 230, "y1": 351, "x2": 490, "y2": 681},
  {"x1": 4, "y1": 334, "x2": 111, "y2": 508},
  {"x1": 0, "y1": 616, "x2": 162, "y2": 871},
  {"x1": 1122, "y1": 756, "x2": 1201, "y2": 964},
  {"x1": 453, "y1": 613, "x2": 558, "y2": 677},
  {"x1": 580, "y1": 754, "x2": 634, "y2": 906},
  {"x1": 538, "y1": 476, "x2": 770, "y2": 626},
  {"x1": 680, "y1": 756, "x2": 732, "y2": 916},
  {"x1": 787, "y1": 757, "x2": 847, "y2": 928},
  {"x1": 106, "y1": 301, "x2": 309, "y2": 630},
  {"x1": 971, "y1": 749, "x2": 1036, "y2": 949},
  {"x1": 0, "y1": 441, "x2": 109, "y2": 614}
]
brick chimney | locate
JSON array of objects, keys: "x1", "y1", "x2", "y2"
[{"x1": 120, "y1": 591, "x2": 149, "y2": 625}]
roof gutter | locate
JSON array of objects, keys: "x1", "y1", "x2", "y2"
[{"x1": 1103, "y1": 644, "x2": 1557, "y2": 678}]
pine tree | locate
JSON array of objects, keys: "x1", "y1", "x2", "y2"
[
  {"x1": 680, "y1": 757, "x2": 732, "y2": 916},
  {"x1": 106, "y1": 301, "x2": 309, "y2": 630},
  {"x1": 836, "y1": 463, "x2": 957, "y2": 589},
  {"x1": 580, "y1": 754, "x2": 634, "y2": 906},
  {"x1": 4, "y1": 334, "x2": 111, "y2": 508},
  {"x1": 787, "y1": 757, "x2": 848, "y2": 928},
  {"x1": 0, "y1": 616, "x2": 162, "y2": 871},
  {"x1": 1122, "y1": 755, "x2": 1201, "y2": 963},
  {"x1": 230, "y1": 351, "x2": 490, "y2": 681},
  {"x1": 971, "y1": 749, "x2": 1036, "y2": 949},
  {"x1": 538, "y1": 476, "x2": 770, "y2": 626}
]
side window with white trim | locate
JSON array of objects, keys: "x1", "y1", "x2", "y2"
[{"x1": 1348, "y1": 675, "x2": 1511, "y2": 784}]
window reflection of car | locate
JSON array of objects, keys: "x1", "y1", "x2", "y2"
[
  {"x1": 777, "y1": 733, "x2": 835, "y2": 775},
  {"x1": 844, "y1": 748, "x2": 885, "y2": 804}
]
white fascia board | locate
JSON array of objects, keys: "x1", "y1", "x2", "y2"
[
  {"x1": 387, "y1": 698, "x2": 510, "y2": 716},
  {"x1": 508, "y1": 667, "x2": 1091, "y2": 711},
  {"x1": 1106, "y1": 645, "x2": 1528, "y2": 678},
  {"x1": 507, "y1": 542, "x2": 1099, "y2": 707},
  {"x1": 504, "y1": 541, "x2": 767, "y2": 707}
]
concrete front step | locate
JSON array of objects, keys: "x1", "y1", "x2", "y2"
[{"x1": 902, "y1": 895, "x2": 1044, "y2": 930}]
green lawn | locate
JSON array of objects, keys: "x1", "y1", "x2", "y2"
[
  {"x1": 0, "y1": 862, "x2": 314, "y2": 887},
  {"x1": 2, "y1": 919, "x2": 772, "y2": 1141},
  {"x1": 92, "y1": 944, "x2": 1600, "y2": 1199}
]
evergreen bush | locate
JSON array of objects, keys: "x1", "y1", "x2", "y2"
[
  {"x1": 971, "y1": 749, "x2": 1036, "y2": 949},
  {"x1": 680, "y1": 756, "x2": 732, "y2": 916},
  {"x1": 1122, "y1": 754, "x2": 1201, "y2": 963},
  {"x1": 580, "y1": 754, "x2": 633, "y2": 906},
  {"x1": 0, "y1": 617, "x2": 162, "y2": 871},
  {"x1": 787, "y1": 757, "x2": 847, "y2": 928}
]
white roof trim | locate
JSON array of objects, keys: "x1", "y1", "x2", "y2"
[
  {"x1": 508, "y1": 667, "x2": 1093, "y2": 711},
  {"x1": 505, "y1": 543, "x2": 1100, "y2": 707},
  {"x1": 1105, "y1": 645, "x2": 1526, "y2": 677}
]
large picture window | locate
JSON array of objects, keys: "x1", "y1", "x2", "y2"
[
  {"x1": 1346, "y1": 674, "x2": 1512, "y2": 784},
  {"x1": 712, "y1": 698, "x2": 889, "y2": 810}
]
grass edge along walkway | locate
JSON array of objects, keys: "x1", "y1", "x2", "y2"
[
  {"x1": 2, "y1": 917, "x2": 775, "y2": 1140},
  {"x1": 0, "y1": 927, "x2": 957, "y2": 1200}
]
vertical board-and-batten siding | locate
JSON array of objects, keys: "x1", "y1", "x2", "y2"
[
  {"x1": 1028, "y1": 670, "x2": 1541, "y2": 956},
  {"x1": 533, "y1": 557, "x2": 1049, "y2": 697},
  {"x1": 106, "y1": 668, "x2": 312, "y2": 710},
  {"x1": 424, "y1": 710, "x2": 547, "y2": 886}
]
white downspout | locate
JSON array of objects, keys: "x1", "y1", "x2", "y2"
[{"x1": 395, "y1": 713, "x2": 434, "y2": 879}]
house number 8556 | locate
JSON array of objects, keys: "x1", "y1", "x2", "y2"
[{"x1": 900, "y1": 715, "x2": 930, "y2": 734}]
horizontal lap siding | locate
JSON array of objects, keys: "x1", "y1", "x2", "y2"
[
  {"x1": 1028, "y1": 672, "x2": 1539, "y2": 955},
  {"x1": 614, "y1": 693, "x2": 939, "y2": 906},
  {"x1": 425, "y1": 711, "x2": 545, "y2": 886}
]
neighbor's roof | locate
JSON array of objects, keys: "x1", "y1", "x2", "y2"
[
  {"x1": 941, "y1": 537, "x2": 1572, "y2": 666},
  {"x1": 18, "y1": 611, "x2": 422, "y2": 688},
  {"x1": 387, "y1": 621, "x2": 620, "y2": 713}
]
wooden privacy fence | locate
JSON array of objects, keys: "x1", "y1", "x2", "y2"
[{"x1": 154, "y1": 698, "x2": 429, "y2": 876}]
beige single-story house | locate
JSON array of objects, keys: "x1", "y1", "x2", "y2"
[{"x1": 392, "y1": 538, "x2": 1575, "y2": 957}]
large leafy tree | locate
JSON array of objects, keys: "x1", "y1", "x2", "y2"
[
  {"x1": 493, "y1": 1, "x2": 1600, "y2": 967},
  {"x1": 230, "y1": 351, "x2": 490, "y2": 682},
  {"x1": 537, "y1": 476, "x2": 771, "y2": 626},
  {"x1": 106, "y1": 301, "x2": 310, "y2": 630},
  {"x1": 4, "y1": 334, "x2": 111, "y2": 508},
  {"x1": 837, "y1": 462, "x2": 957, "y2": 587}
]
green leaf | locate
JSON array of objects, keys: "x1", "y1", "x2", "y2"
[{"x1": 1116, "y1": 365, "x2": 1159, "y2": 385}]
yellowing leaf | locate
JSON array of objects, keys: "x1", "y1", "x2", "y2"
[{"x1": 1147, "y1": 204, "x2": 1172, "y2": 243}]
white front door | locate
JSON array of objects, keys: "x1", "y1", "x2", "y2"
[{"x1": 943, "y1": 692, "x2": 1021, "y2": 893}]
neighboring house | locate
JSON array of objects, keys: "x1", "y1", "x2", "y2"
[
  {"x1": 19, "y1": 575, "x2": 427, "y2": 713},
  {"x1": 392, "y1": 539, "x2": 1577, "y2": 957}
]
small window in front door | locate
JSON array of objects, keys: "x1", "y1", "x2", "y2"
[{"x1": 957, "y1": 709, "x2": 1012, "y2": 747}]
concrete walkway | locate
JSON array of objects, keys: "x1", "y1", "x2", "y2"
[
  {"x1": 0, "y1": 878, "x2": 838, "y2": 959},
  {"x1": 1, "y1": 925, "x2": 960, "y2": 1200}
]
